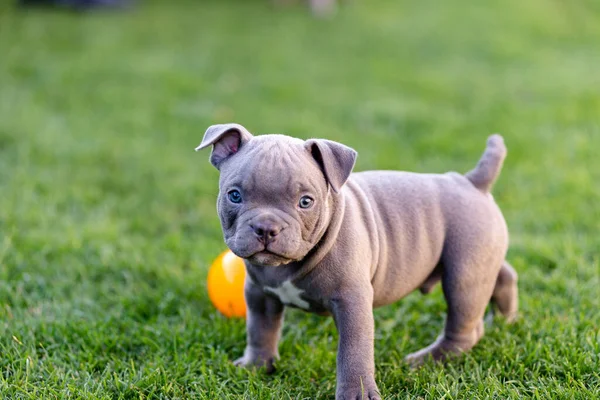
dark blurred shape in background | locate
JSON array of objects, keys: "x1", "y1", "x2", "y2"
[{"x1": 19, "y1": 0, "x2": 132, "y2": 11}]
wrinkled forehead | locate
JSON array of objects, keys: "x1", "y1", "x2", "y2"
[{"x1": 219, "y1": 135, "x2": 327, "y2": 194}]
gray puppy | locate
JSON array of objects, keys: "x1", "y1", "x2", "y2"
[{"x1": 196, "y1": 124, "x2": 518, "y2": 400}]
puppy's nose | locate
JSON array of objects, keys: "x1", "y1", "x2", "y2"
[{"x1": 251, "y1": 222, "x2": 282, "y2": 243}]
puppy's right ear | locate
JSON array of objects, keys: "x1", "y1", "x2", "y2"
[{"x1": 195, "y1": 123, "x2": 253, "y2": 169}]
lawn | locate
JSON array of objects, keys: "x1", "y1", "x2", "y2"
[{"x1": 0, "y1": 0, "x2": 599, "y2": 398}]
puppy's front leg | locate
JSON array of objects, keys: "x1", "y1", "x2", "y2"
[
  {"x1": 234, "y1": 280, "x2": 284, "y2": 373},
  {"x1": 331, "y1": 290, "x2": 381, "y2": 400}
]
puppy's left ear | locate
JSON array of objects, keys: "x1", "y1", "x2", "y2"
[
  {"x1": 195, "y1": 123, "x2": 253, "y2": 169},
  {"x1": 305, "y1": 139, "x2": 357, "y2": 193}
]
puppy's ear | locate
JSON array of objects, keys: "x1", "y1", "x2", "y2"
[
  {"x1": 195, "y1": 123, "x2": 253, "y2": 169},
  {"x1": 305, "y1": 139, "x2": 357, "y2": 193}
]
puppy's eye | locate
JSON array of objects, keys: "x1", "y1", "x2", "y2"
[
  {"x1": 228, "y1": 190, "x2": 242, "y2": 204},
  {"x1": 298, "y1": 196, "x2": 314, "y2": 209}
]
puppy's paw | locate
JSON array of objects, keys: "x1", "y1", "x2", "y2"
[
  {"x1": 336, "y1": 379, "x2": 381, "y2": 400},
  {"x1": 336, "y1": 388, "x2": 381, "y2": 400},
  {"x1": 233, "y1": 353, "x2": 276, "y2": 374}
]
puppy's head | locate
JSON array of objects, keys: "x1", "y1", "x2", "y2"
[{"x1": 196, "y1": 123, "x2": 357, "y2": 267}]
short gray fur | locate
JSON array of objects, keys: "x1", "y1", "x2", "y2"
[{"x1": 196, "y1": 124, "x2": 518, "y2": 400}]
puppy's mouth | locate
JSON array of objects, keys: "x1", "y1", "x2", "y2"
[{"x1": 247, "y1": 248, "x2": 293, "y2": 267}]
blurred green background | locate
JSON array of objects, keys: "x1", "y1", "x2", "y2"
[{"x1": 0, "y1": 0, "x2": 599, "y2": 398}]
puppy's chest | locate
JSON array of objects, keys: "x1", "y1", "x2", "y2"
[
  {"x1": 254, "y1": 276, "x2": 328, "y2": 313},
  {"x1": 246, "y1": 265, "x2": 329, "y2": 313}
]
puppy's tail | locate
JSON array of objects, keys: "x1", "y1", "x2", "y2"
[{"x1": 465, "y1": 134, "x2": 507, "y2": 193}]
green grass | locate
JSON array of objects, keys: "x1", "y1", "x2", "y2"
[{"x1": 1, "y1": 0, "x2": 599, "y2": 398}]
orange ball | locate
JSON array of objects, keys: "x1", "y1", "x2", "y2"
[{"x1": 207, "y1": 250, "x2": 247, "y2": 318}]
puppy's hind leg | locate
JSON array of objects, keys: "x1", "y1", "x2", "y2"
[
  {"x1": 490, "y1": 261, "x2": 518, "y2": 322},
  {"x1": 405, "y1": 252, "x2": 501, "y2": 367}
]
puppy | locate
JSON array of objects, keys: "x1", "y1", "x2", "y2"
[{"x1": 196, "y1": 124, "x2": 518, "y2": 400}]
